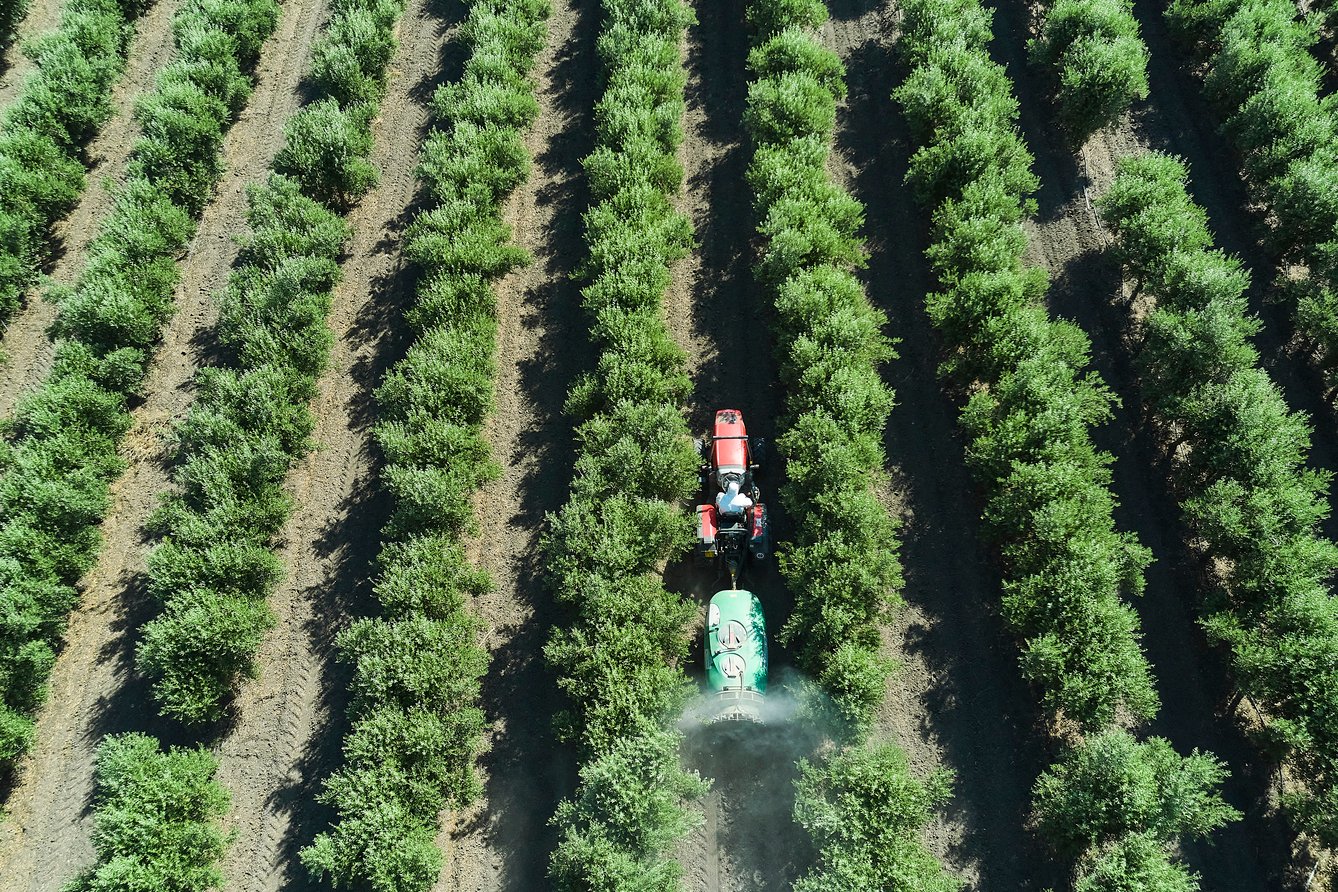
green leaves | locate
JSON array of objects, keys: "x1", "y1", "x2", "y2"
[
  {"x1": 275, "y1": 98, "x2": 379, "y2": 208},
  {"x1": 743, "y1": 10, "x2": 902, "y2": 737},
  {"x1": 136, "y1": 173, "x2": 345, "y2": 724},
  {"x1": 65, "y1": 734, "x2": 232, "y2": 892},
  {"x1": 0, "y1": 0, "x2": 280, "y2": 776},
  {"x1": 0, "y1": 0, "x2": 136, "y2": 320},
  {"x1": 302, "y1": 0, "x2": 549, "y2": 887},
  {"x1": 792, "y1": 744, "x2": 960, "y2": 892},
  {"x1": 550, "y1": 730, "x2": 707, "y2": 892},
  {"x1": 1029, "y1": 0, "x2": 1149, "y2": 140},
  {"x1": 897, "y1": 0, "x2": 1156, "y2": 736},
  {"x1": 0, "y1": 0, "x2": 29, "y2": 46},
  {"x1": 1033, "y1": 730, "x2": 1239, "y2": 875},
  {"x1": 1168, "y1": 0, "x2": 1338, "y2": 390},
  {"x1": 542, "y1": 0, "x2": 703, "y2": 884},
  {"x1": 1102, "y1": 151, "x2": 1338, "y2": 844}
]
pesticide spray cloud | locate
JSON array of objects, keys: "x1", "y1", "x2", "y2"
[{"x1": 675, "y1": 668, "x2": 848, "y2": 890}]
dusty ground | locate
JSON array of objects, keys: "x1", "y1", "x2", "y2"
[
  {"x1": 824, "y1": 2, "x2": 1062, "y2": 889},
  {"x1": 980, "y1": 0, "x2": 1309, "y2": 886},
  {"x1": 0, "y1": 0, "x2": 329, "y2": 882},
  {"x1": 212, "y1": 0, "x2": 456, "y2": 886},
  {"x1": 0, "y1": 0, "x2": 1326, "y2": 887},
  {"x1": 0, "y1": 0, "x2": 181, "y2": 417},
  {"x1": 0, "y1": 0, "x2": 64, "y2": 103},
  {"x1": 438, "y1": 0, "x2": 595, "y2": 887},
  {"x1": 668, "y1": 1, "x2": 817, "y2": 889}
]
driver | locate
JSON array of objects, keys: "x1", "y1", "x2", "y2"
[{"x1": 716, "y1": 478, "x2": 753, "y2": 519}]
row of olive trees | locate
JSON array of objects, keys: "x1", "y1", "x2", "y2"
[
  {"x1": 131, "y1": 181, "x2": 345, "y2": 728},
  {"x1": 0, "y1": 0, "x2": 279, "y2": 774},
  {"x1": 541, "y1": 0, "x2": 710, "y2": 888},
  {"x1": 1101, "y1": 151, "x2": 1338, "y2": 848},
  {"x1": 898, "y1": 0, "x2": 1157, "y2": 735},
  {"x1": 1167, "y1": 0, "x2": 1338, "y2": 394},
  {"x1": 743, "y1": 0, "x2": 904, "y2": 740},
  {"x1": 63, "y1": 733, "x2": 232, "y2": 892},
  {"x1": 135, "y1": 0, "x2": 406, "y2": 728},
  {"x1": 1029, "y1": 0, "x2": 1149, "y2": 140},
  {"x1": 739, "y1": 1, "x2": 957, "y2": 887},
  {"x1": 895, "y1": 2, "x2": 1240, "y2": 888},
  {"x1": 297, "y1": 0, "x2": 552, "y2": 887},
  {"x1": 0, "y1": 0, "x2": 151, "y2": 323}
]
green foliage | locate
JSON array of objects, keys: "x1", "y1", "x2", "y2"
[
  {"x1": 895, "y1": 0, "x2": 1156, "y2": 735},
  {"x1": 302, "y1": 0, "x2": 549, "y2": 888},
  {"x1": 1166, "y1": 0, "x2": 1338, "y2": 388},
  {"x1": 1033, "y1": 730, "x2": 1237, "y2": 888},
  {"x1": 64, "y1": 733, "x2": 232, "y2": 892},
  {"x1": 539, "y1": 0, "x2": 709, "y2": 887},
  {"x1": 136, "y1": 172, "x2": 345, "y2": 724},
  {"x1": 275, "y1": 98, "x2": 378, "y2": 208},
  {"x1": 550, "y1": 730, "x2": 707, "y2": 892},
  {"x1": 1101, "y1": 151, "x2": 1338, "y2": 845},
  {"x1": 1029, "y1": 0, "x2": 1149, "y2": 140},
  {"x1": 0, "y1": 0, "x2": 29, "y2": 46},
  {"x1": 1074, "y1": 833, "x2": 1199, "y2": 892},
  {"x1": 743, "y1": 0, "x2": 903, "y2": 739},
  {"x1": 0, "y1": 0, "x2": 280, "y2": 776},
  {"x1": 0, "y1": 0, "x2": 141, "y2": 324},
  {"x1": 893, "y1": 5, "x2": 1235, "y2": 884},
  {"x1": 792, "y1": 744, "x2": 960, "y2": 892},
  {"x1": 746, "y1": 0, "x2": 826, "y2": 37},
  {"x1": 309, "y1": 0, "x2": 404, "y2": 105},
  {"x1": 1034, "y1": 730, "x2": 1239, "y2": 855}
]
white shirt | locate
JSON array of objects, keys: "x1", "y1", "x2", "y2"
[{"x1": 716, "y1": 481, "x2": 753, "y2": 517}]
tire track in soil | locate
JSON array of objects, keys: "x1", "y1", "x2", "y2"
[
  {"x1": 0, "y1": 0, "x2": 181, "y2": 418},
  {"x1": 0, "y1": 0, "x2": 65, "y2": 103},
  {"x1": 0, "y1": 0, "x2": 328, "y2": 883},
  {"x1": 669, "y1": 2, "x2": 811, "y2": 890},
  {"x1": 438, "y1": 0, "x2": 596, "y2": 888},
  {"x1": 985, "y1": 0, "x2": 1300, "y2": 885},
  {"x1": 823, "y1": 2, "x2": 1061, "y2": 889},
  {"x1": 212, "y1": 0, "x2": 459, "y2": 887}
]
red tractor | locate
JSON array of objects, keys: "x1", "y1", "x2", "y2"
[{"x1": 695, "y1": 409, "x2": 770, "y2": 586}]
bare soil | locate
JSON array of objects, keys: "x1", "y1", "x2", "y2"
[
  {"x1": 211, "y1": 0, "x2": 458, "y2": 886},
  {"x1": 980, "y1": 0, "x2": 1310, "y2": 885},
  {"x1": 824, "y1": 2, "x2": 1063, "y2": 889},
  {"x1": 0, "y1": 0, "x2": 181, "y2": 417},
  {"x1": 0, "y1": 0, "x2": 1320, "y2": 887},
  {"x1": 0, "y1": 0, "x2": 63, "y2": 103},
  {"x1": 0, "y1": 0, "x2": 330, "y2": 883},
  {"x1": 439, "y1": 0, "x2": 596, "y2": 887},
  {"x1": 668, "y1": 1, "x2": 819, "y2": 888}
]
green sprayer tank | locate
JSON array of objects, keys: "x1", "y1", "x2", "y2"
[{"x1": 705, "y1": 589, "x2": 768, "y2": 722}]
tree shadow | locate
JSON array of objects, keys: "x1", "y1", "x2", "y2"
[
  {"x1": 982, "y1": 0, "x2": 1305, "y2": 883},
  {"x1": 463, "y1": 1, "x2": 605, "y2": 887},
  {"x1": 1042, "y1": 237, "x2": 1300, "y2": 889},
  {"x1": 836, "y1": 31, "x2": 1063, "y2": 892},
  {"x1": 1122, "y1": 0, "x2": 1338, "y2": 543},
  {"x1": 267, "y1": 464, "x2": 390, "y2": 891}
]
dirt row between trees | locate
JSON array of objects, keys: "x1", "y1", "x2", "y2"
[
  {"x1": 439, "y1": 0, "x2": 594, "y2": 886},
  {"x1": 991, "y1": 0, "x2": 1325, "y2": 884},
  {"x1": 670, "y1": 1, "x2": 814, "y2": 889},
  {"x1": 822, "y1": 2, "x2": 1062, "y2": 889},
  {"x1": 979, "y1": 0, "x2": 1316, "y2": 886},
  {"x1": 0, "y1": 0, "x2": 181, "y2": 418},
  {"x1": 212, "y1": 0, "x2": 461, "y2": 885},
  {"x1": 0, "y1": 0, "x2": 65, "y2": 104},
  {"x1": 0, "y1": 0, "x2": 330, "y2": 882}
]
